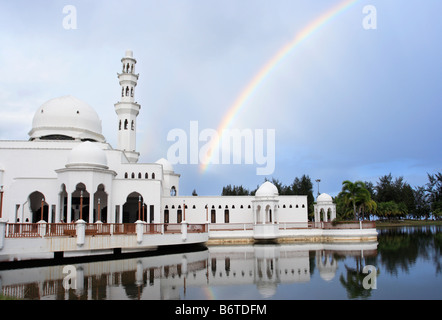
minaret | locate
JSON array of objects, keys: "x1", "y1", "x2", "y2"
[{"x1": 115, "y1": 50, "x2": 141, "y2": 163}]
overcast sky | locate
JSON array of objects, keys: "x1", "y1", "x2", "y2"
[{"x1": 0, "y1": 0, "x2": 441, "y2": 197}]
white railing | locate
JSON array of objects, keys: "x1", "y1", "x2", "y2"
[
  {"x1": 279, "y1": 222, "x2": 310, "y2": 230},
  {"x1": 209, "y1": 223, "x2": 254, "y2": 231}
]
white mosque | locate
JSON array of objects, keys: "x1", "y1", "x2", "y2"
[{"x1": 0, "y1": 50, "x2": 314, "y2": 232}]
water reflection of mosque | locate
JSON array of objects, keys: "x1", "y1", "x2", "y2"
[{"x1": 0, "y1": 243, "x2": 377, "y2": 300}]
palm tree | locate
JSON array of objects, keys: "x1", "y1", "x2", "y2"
[
  {"x1": 356, "y1": 189, "x2": 377, "y2": 220},
  {"x1": 341, "y1": 180, "x2": 368, "y2": 220}
]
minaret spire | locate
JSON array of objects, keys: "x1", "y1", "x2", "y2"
[{"x1": 114, "y1": 50, "x2": 141, "y2": 163}]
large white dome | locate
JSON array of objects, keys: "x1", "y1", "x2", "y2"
[
  {"x1": 156, "y1": 158, "x2": 174, "y2": 173},
  {"x1": 66, "y1": 141, "x2": 108, "y2": 169},
  {"x1": 255, "y1": 181, "x2": 279, "y2": 197},
  {"x1": 29, "y1": 95, "x2": 105, "y2": 142}
]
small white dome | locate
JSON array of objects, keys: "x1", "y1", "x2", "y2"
[
  {"x1": 317, "y1": 193, "x2": 333, "y2": 203},
  {"x1": 255, "y1": 181, "x2": 279, "y2": 197},
  {"x1": 156, "y1": 158, "x2": 174, "y2": 173},
  {"x1": 29, "y1": 95, "x2": 105, "y2": 142},
  {"x1": 66, "y1": 142, "x2": 108, "y2": 169},
  {"x1": 256, "y1": 283, "x2": 277, "y2": 298}
]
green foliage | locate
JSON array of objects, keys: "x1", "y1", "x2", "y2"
[
  {"x1": 221, "y1": 175, "x2": 315, "y2": 215},
  {"x1": 220, "y1": 171, "x2": 442, "y2": 221},
  {"x1": 376, "y1": 201, "x2": 407, "y2": 220},
  {"x1": 338, "y1": 180, "x2": 374, "y2": 220},
  {"x1": 221, "y1": 184, "x2": 251, "y2": 196}
]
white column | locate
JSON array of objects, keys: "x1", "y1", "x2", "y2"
[
  {"x1": 89, "y1": 193, "x2": 94, "y2": 223},
  {"x1": 67, "y1": 193, "x2": 72, "y2": 223}
]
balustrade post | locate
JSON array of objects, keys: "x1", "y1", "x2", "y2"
[
  {"x1": 0, "y1": 219, "x2": 6, "y2": 250},
  {"x1": 76, "y1": 219, "x2": 86, "y2": 246},
  {"x1": 136, "y1": 220, "x2": 144, "y2": 244},
  {"x1": 38, "y1": 220, "x2": 47, "y2": 237},
  {"x1": 181, "y1": 220, "x2": 187, "y2": 241}
]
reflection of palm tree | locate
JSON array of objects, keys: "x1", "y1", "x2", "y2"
[{"x1": 339, "y1": 256, "x2": 373, "y2": 299}]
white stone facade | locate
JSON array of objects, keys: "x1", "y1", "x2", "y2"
[{"x1": 0, "y1": 50, "x2": 308, "y2": 233}]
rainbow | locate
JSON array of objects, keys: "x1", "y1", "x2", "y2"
[
  {"x1": 200, "y1": 0, "x2": 359, "y2": 172},
  {"x1": 202, "y1": 286, "x2": 216, "y2": 300}
]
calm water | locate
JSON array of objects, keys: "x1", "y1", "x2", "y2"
[{"x1": 0, "y1": 226, "x2": 440, "y2": 300}]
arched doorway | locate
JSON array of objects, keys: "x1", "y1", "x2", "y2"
[
  {"x1": 94, "y1": 184, "x2": 108, "y2": 222},
  {"x1": 71, "y1": 183, "x2": 90, "y2": 222},
  {"x1": 265, "y1": 205, "x2": 272, "y2": 223},
  {"x1": 123, "y1": 192, "x2": 143, "y2": 223},
  {"x1": 28, "y1": 191, "x2": 48, "y2": 223},
  {"x1": 224, "y1": 206, "x2": 229, "y2": 223},
  {"x1": 59, "y1": 184, "x2": 68, "y2": 223},
  {"x1": 177, "y1": 205, "x2": 182, "y2": 223},
  {"x1": 164, "y1": 205, "x2": 169, "y2": 223},
  {"x1": 211, "y1": 206, "x2": 216, "y2": 223}
]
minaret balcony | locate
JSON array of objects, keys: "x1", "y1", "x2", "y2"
[{"x1": 117, "y1": 73, "x2": 139, "y2": 82}]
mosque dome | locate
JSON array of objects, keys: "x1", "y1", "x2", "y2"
[
  {"x1": 66, "y1": 141, "x2": 108, "y2": 169},
  {"x1": 256, "y1": 283, "x2": 277, "y2": 298},
  {"x1": 317, "y1": 193, "x2": 333, "y2": 203},
  {"x1": 29, "y1": 95, "x2": 105, "y2": 142},
  {"x1": 255, "y1": 181, "x2": 279, "y2": 197},
  {"x1": 156, "y1": 158, "x2": 174, "y2": 173}
]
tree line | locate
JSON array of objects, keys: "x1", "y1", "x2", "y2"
[{"x1": 220, "y1": 172, "x2": 442, "y2": 221}]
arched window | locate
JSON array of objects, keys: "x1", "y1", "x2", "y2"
[
  {"x1": 152, "y1": 173, "x2": 156, "y2": 179},
  {"x1": 145, "y1": 173, "x2": 148, "y2": 179},
  {"x1": 119, "y1": 120, "x2": 121, "y2": 130},
  {"x1": 130, "y1": 64, "x2": 134, "y2": 73},
  {"x1": 224, "y1": 209, "x2": 229, "y2": 223},
  {"x1": 124, "y1": 172, "x2": 128, "y2": 179},
  {"x1": 125, "y1": 86, "x2": 129, "y2": 96},
  {"x1": 211, "y1": 209, "x2": 216, "y2": 223},
  {"x1": 138, "y1": 173, "x2": 142, "y2": 179},
  {"x1": 131, "y1": 120, "x2": 134, "y2": 130},
  {"x1": 131, "y1": 172, "x2": 135, "y2": 179},
  {"x1": 130, "y1": 87, "x2": 134, "y2": 97},
  {"x1": 122, "y1": 87, "x2": 124, "y2": 97},
  {"x1": 170, "y1": 186, "x2": 176, "y2": 196},
  {"x1": 124, "y1": 119, "x2": 128, "y2": 130},
  {"x1": 126, "y1": 63, "x2": 130, "y2": 73}
]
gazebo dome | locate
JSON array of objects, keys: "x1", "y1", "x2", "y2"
[
  {"x1": 256, "y1": 283, "x2": 277, "y2": 298},
  {"x1": 255, "y1": 181, "x2": 279, "y2": 197},
  {"x1": 66, "y1": 141, "x2": 108, "y2": 169},
  {"x1": 317, "y1": 193, "x2": 333, "y2": 203},
  {"x1": 29, "y1": 95, "x2": 105, "y2": 142},
  {"x1": 156, "y1": 158, "x2": 174, "y2": 173}
]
